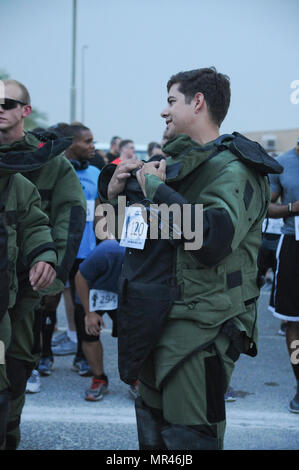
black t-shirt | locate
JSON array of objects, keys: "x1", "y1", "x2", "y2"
[
  {"x1": 106, "y1": 152, "x2": 119, "y2": 163},
  {"x1": 89, "y1": 153, "x2": 106, "y2": 170}
]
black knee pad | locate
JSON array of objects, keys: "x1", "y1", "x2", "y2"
[
  {"x1": 75, "y1": 304, "x2": 99, "y2": 343},
  {"x1": 135, "y1": 396, "x2": 167, "y2": 450},
  {"x1": 161, "y1": 424, "x2": 219, "y2": 450}
]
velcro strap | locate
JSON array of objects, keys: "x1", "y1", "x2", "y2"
[{"x1": 227, "y1": 270, "x2": 242, "y2": 289}]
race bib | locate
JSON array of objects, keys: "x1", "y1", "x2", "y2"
[
  {"x1": 120, "y1": 206, "x2": 148, "y2": 250},
  {"x1": 89, "y1": 289, "x2": 118, "y2": 311},
  {"x1": 86, "y1": 200, "x2": 95, "y2": 222}
]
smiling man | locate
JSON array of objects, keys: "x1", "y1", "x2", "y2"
[{"x1": 98, "y1": 67, "x2": 282, "y2": 450}]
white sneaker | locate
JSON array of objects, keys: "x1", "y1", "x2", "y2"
[{"x1": 26, "y1": 370, "x2": 41, "y2": 394}]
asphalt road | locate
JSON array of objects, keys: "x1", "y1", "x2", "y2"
[{"x1": 18, "y1": 287, "x2": 299, "y2": 451}]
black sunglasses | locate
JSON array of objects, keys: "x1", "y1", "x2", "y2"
[{"x1": 0, "y1": 98, "x2": 27, "y2": 110}]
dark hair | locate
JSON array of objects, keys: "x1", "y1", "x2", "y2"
[
  {"x1": 110, "y1": 136, "x2": 121, "y2": 145},
  {"x1": 119, "y1": 139, "x2": 134, "y2": 151},
  {"x1": 147, "y1": 141, "x2": 161, "y2": 157},
  {"x1": 167, "y1": 67, "x2": 231, "y2": 127},
  {"x1": 48, "y1": 123, "x2": 90, "y2": 140},
  {"x1": 47, "y1": 122, "x2": 71, "y2": 138}
]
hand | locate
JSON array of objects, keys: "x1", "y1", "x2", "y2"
[
  {"x1": 136, "y1": 159, "x2": 166, "y2": 197},
  {"x1": 29, "y1": 262, "x2": 56, "y2": 291},
  {"x1": 107, "y1": 160, "x2": 144, "y2": 200},
  {"x1": 85, "y1": 312, "x2": 106, "y2": 336}
]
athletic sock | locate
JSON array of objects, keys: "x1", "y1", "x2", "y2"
[{"x1": 94, "y1": 373, "x2": 108, "y2": 383}]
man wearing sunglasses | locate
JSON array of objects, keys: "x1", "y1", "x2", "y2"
[
  {"x1": 0, "y1": 79, "x2": 86, "y2": 449},
  {"x1": 0, "y1": 82, "x2": 60, "y2": 450},
  {"x1": 0, "y1": 82, "x2": 32, "y2": 143}
]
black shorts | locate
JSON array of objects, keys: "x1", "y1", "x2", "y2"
[
  {"x1": 257, "y1": 234, "x2": 280, "y2": 276},
  {"x1": 74, "y1": 303, "x2": 118, "y2": 342},
  {"x1": 269, "y1": 234, "x2": 299, "y2": 321}
]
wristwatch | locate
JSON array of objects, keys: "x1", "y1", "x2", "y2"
[{"x1": 288, "y1": 202, "x2": 293, "y2": 215}]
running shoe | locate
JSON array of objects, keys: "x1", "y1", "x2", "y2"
[
  {"x1": 72, "y1": 357, "x2": 82, "y2": 372},
  {"x1": 85, "y1": 375, "x2": 109, "y2": 401},
  {"x1": 38, "y1": 356, "x2": 54, "y2": 376},
  {"x1": 225, "y1": 386, "x2": 237, "y2": 402},
  {"x1": 26, "y1": 370, "x2": 41, "y2": 393},
  {"x1": 288, "y1": 386, "x2": 299, "y2": 414},
  {"x1": 78, "y1": 359, "x2": 93, "y2": 377}
]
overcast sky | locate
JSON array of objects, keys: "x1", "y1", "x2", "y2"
[{"x1": 2, "y1": 0, "x2": 299, "y2": 144}]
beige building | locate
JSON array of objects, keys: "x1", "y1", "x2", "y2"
[{"x1": 244, "y1": 128, "x2": 299, "y2": 154}]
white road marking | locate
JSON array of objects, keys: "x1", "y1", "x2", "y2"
[
  {"x1": 21, "y1": 406, "x2": 299, "y2": 429},
  {"x1": 226, "y1": 409, "x2": 299, "y2": 429},
  {"x1": 22, "y1": 405, "x2": 136, "y2": 424}
]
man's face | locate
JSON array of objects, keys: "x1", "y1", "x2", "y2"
[
  {"x1": 0, "y1": 83, "x2": 31, "y2": 133},
  {"x1": 121, "y1": 142, "x2": 135, "y2": 161},
  {"x1": 70, "y1": 130, "x2": 95, "y2": 161},
  {"x1": 112, "y1": 137, "x2": 121, "y2": 154},
  {"x1": 161, "y1": 83, "x2": 195, "y2": 140}
]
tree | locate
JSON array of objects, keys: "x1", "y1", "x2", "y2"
[{"x1": 0, "y1": 69, "x2": 48, "y2": 130}]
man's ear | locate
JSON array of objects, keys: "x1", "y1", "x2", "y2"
[
  {"x1": 193, "y1": 92, "x2": 204, "y2": 114},
  {"x1": 22, "y1": 105, "x2": 32, "y2": 118}
]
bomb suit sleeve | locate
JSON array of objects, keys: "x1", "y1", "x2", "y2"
[
  {"x1": 39, "y1": 156, "x2": 87, "y2": 294},
  {"x1": 15, "y1": 173, "x2": 57, "y2": 268}
]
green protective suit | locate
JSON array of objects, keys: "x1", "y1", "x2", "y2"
[
  {"x1": 142, "y1": 134, "x2": 280, "y2": 448},
  {"x1": 0, "y1": 132, "x2": 86, "y2": 450},
  {"x1": 98, "y1": 132, "x2": 282, "y2": 449},
  {"x1": 0, "y1": 171, "x2": 57, "y2": 449}
]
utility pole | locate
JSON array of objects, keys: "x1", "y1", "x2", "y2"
[
  {"x1": 70, "y1": 0, "x2": 77, "y2": 123},
  {"x1": 81, "y1": 45, "x2": 88, "y2": 123}
]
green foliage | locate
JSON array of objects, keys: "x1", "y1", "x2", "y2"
[
  {"x1": 0, "y1": 70, "x2": 10, "y2": 80},
  {"x1": 24, "y1": 109, "x2": 48, "y2": 131},
  {"x1": 0, "y1": 69, "x2": 48, "y2": 130}
]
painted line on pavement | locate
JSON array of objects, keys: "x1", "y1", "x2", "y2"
[{"x1": 22, "y1": 406, "x2": 299, "y2": 429}]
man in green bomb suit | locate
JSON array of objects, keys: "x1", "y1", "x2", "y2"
[
  {"x1": 98, "y1": 67, "x2": 283, "y2": 450},
  {"x1": 0, "y1": 79, "x2": 86, "y2": 449},
  {"x1": 0, "y1": 153, "x2": 58, "y2": 449}
]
